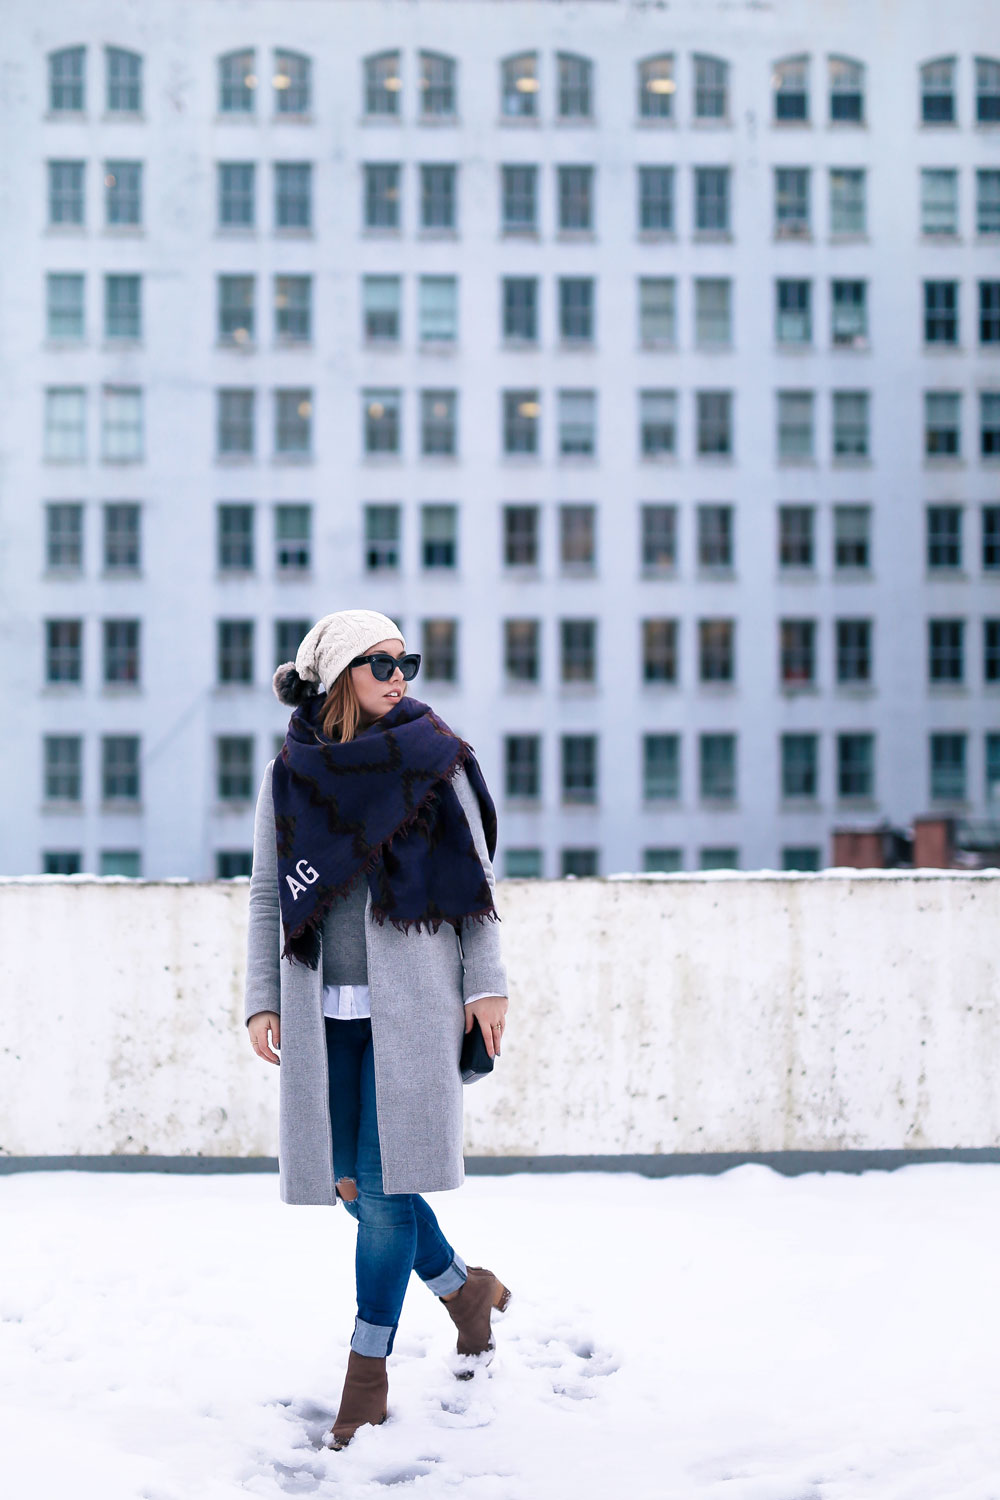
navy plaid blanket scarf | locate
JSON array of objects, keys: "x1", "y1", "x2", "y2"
[{"x1": 272, "y1": 691, "x2": 500, "y2": 969}]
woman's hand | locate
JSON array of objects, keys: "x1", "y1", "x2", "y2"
[
  {"x1": 248, "y1": 1011, "x2": 281, "y2": 1065},
  {"x1": 464, "y1": 995, "x2": 509, "y2": 1059}
]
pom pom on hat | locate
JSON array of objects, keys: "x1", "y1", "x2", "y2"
[{"x1": 272, "y1": 662, "x2": 317, "y2": 707}]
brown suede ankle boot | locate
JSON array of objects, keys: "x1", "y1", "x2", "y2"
[
  {"x1": 439, "y1": 1266, "x2": 511, "y2": 1376},
  {"x1": 329, "y1": 1350, "x2": 388, "y2": 1450}
]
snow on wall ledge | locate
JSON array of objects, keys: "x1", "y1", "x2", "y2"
[{"x1": 1, "y1": 870, "x2": 998, "y2": 1159}]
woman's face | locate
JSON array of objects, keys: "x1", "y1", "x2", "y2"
[{"x1": 351, "y1": 637, "x2": 409, "y2": 724}]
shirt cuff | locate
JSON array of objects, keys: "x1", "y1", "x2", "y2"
[{"x1": 464, "y1": 990, "x2": 506, "y2": 1005}]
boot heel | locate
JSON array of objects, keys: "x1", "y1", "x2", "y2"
[{"x1": 493, "y1": 1282, "x2": 511, "y2": 1313}]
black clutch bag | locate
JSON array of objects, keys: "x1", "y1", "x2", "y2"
[{"x1": 460, "y1": 1022, "x2": 495, "y2": 1084}]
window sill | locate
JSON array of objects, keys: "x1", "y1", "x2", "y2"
[
  {"x1": 215, "y1": 455, "x2": 257, "y2": 465},
  {"x1": 271, "y1": 453, "x2": 313, "y2": 465},
  {"x1": 780, "y1": 684, "x2": 820, "y2": 697},
  {"x1": 691, "y1": 231, "x2": 733, "y2": 244},
  {"x1": 636, "y1": 231, "x2": 678, "y2": 244},
  {"x1": 416, "y1": 228, "x2": 459, "y2": 241},
  {"x1": 214, "y1": 228, "x2": 258, "y2": 238},
  {"x1": 273, "y1": 228, "x2": 315, "y2": 240},
  {"x1": 418, "y1": 340, "x2": 458, "y2": 353},
  {"x1": 639, "y1": 453, "x2": 679, "y2": 465},
  {"x1": 777, "y1": 456, "x2": 819, "y2": 467},
  {"x1": 554, "y1": 231, "x2": 596, "y2": 243},
  {"x1": 639, "y1": 568, "x2": 678, "y2": 581},
  {"x1": 99, "y1": 801, "x2": 144, "y2": 814},
  {"x1": 41, "y1": 800, "x2": 84, "y2": 815},
  {"x1": 831, "y1": 456, "x2": 872, "y2": 468}
]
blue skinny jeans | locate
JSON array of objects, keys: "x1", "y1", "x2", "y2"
[{"x1": 324, "y1": 1015, "x2": 468, "y2": 1357}]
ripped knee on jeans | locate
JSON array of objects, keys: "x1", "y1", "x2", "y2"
[{"x1": 335, "y1": 1176, "x2": 358, "y2": 1202}]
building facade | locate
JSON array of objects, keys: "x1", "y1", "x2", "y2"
[{"x1": 1, "y1": 0, "x2": 998, "y2": 878}]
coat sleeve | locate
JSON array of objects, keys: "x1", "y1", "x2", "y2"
[
  {"x1": 245, "y1": 758, "x2": 281, "y2": 1027},
  {"x1": 452, "y1": 764, "x2": 509, "y2": 1003}
]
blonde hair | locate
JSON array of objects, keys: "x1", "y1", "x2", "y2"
[{"x1": 319, "y1": 663, "x2": 406, "y2": 743}]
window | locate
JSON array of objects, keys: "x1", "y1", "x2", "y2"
[
  {"x1": 982, "y1": 392, "x2": 1000, "y2": 457},
  {"x1": 638, "y1": 166, "x2": 674, "y2": 231},
  {"x1": 925, "y1": 391, "x2": 961, "y2": 456},
  {"x1": 978, "y1": 170, "x2": 1000, "y2": 235},
  {"x1": 783, "y1": 847, "x2": 821, "y2": 872},
  {"x1": 503, "y1": 390, "x2": 540, "y2": 454},
  {"x1": 421, "y1": 505, "x2": 457, "y2": 568},
  {"x1": 694, "y1": 279, "x2": 731, "y2": 346},
  {"x1": 981, "y1": 284, "x2": 1000, "y2": 346},
  {"x1": 101, "y1": 386, "x2": 143, "y2": 462},
  {"x1": 557, "y1": 391, "x2": 596, "y2": 456},
  {"x1": 921, "y1": 169, "x2": 958, "y2": 235},
  {"x1": 46, "y1": 620, "x2": 83, "y2": 683},
  {"x1": 921, "y1": 58, "x2": 956, "y2": 124},
  {"x1": 697, "y1": 505, "x2": 733, "y2": 569},
  {"x1": 696, "y1": 391, "x2": 733, "y2": 456},
  {"x1": 274, "y1": 619, "x2": 311, "y2": 670},
  {"x1": 422, "y1": 619, "x2": 458, "y2": 682},
  {"x1": 834, "y1": 505, "x2": 871, "y2": 569},
  {"x1": 505, "y1": 735, "x2": 541, "y2": 796},
  {"x1": 48, "y1": 161, "x2": 85, "y2": 225},
  {"x1": 419, "y1": 276, "x2": 457, "y2": 342},
  {"x1": 641, "y1": 505, "x2": 678, "y2": 570},
  {"x1": 217, "y1": 851, "x2": 252, "y2": 879},
  {"x1": 557, "y1": 53, "x2": 592, "y2": 119},
  {"x1": 217, "y1": 621, "x2": 255, "y2": 684},
  {"x1": 364, "y1": 52, "x2": 401, "y2": 117},
  {"x1": 420, "y1": 163, "x2": 457, "y2": 229},
  {"x1": 49, "y1": 46, "x2": 85, "y2": 111},
  {"x1": 694, "y1": 166, "x2": 730, "y2": 232},
  {"x1": 560, "y1": 735, "x2": 598, "y2": 806},
  {"x1": 216, "y1": 738, "x2": 254, "y2": 801},
  {"x1": 44, "y1": 736, "x2": 82, "y2": 802},
  {"x1": 104, "y1": 160, "x2": 141, "y2": 226},
  {"x1": 987, "y1": 734, "x2": 1000, "y2": 803},
  {"x1": 832, "y1": 391, "x2": 869, "y2": 458},
  {"x1": 105, "y1": 274, "x2": 141, "y2": 340},
  {"x1": 924, "y1": 281, "x2": 959, "y2": 345},
  {"x1": 504, "y1": 621, "x2": 540, "y2": 681},
  {"x1": 928, "y1": 619, "x2": 964, "y2": 683},
  {"x1": 274, "y1": 162, "x2": 311, "y2": 228},
  {"x1": 776, "y1": 280, "x2": 811, "y2": 344},
  {"x1": 104, "y1": 504, "x2": 140, "y2": 572},
  {"x1": 46, "y1": 503, "x2": 83, "y2": 570},
  {"x1": 643, "y1": 734, "x2": 680, "y2": 798},
  {"x1": 778, "y1": 391, "x2": 814, "y2": 459},
  {"x1": 837, "y1": 733, "x2": 874, "y2": 798},
  {"x1": 976, "y1": 58, "x2": 1000, "y2": 123},
  {"x1": 504, "y1": 506, "x2": 540, "y2": 567},
  {"x1": 274, "y1": 50, "x2": 311, "y2": 114},
  {"x1": 642, "y1": 619, "x2": 678, "y2": 683},
  {"x1": 639, "y1": 390, "x2": 677, "y2": 457},
  {"x1": 780, "y1": 619, "x2": 815, "y2": 686},
  {"x1": 773, "y1": 56, "x2": 809, "y2": 122},
  {"x1": 106, "y1": 47, "x2": 142, "y2": 113},
  {"x1": 501, "y1": 53, "x2": 538, "y2": 118},
  {"x1": 985, "y1": 620, "x2": 1000, "y2": 683},
  {"x1": 103, "y1": 620, "x2": 140, "y2": 684},
  {"x1": 775, "y1": 167, "x2": 810, "y2": 235},
  {"x1": 781, "y1": 734, "x2": 818, "y2": 798},
  {"x1": 829, "y1": 56, "x2": 864, "y2": 123},
  {"x1": 217, "y1": 504, "x2": 254, "y2": 571},
  {"x1": 274, "y1": 389, "x2": 312, "y2": 455},
  {"x1": 778, "y1": 505, "x2": 814, "y2": 568},
  {"x1": 560, "y1": 504, "x2": 595, "y2": 569},
  {"x1": 698, "y1": 619, "x2": 735, "y2": 682},
  {"x1": 836, "y1": 619, "x2": 872, "y2": 683},
  {"x1": 217, "y1": 389, "x2": 255, "y2": 456},
  {"x1": 419, "y1": 51, "x2": 456, "y2": 118},
  {"x1": 927, "y1": 505, "x2": 962, "y2": 569},
  {"x1": 559, "y1": 278, "x2": 594, "y2": 341},
  {"x1": 693, "y1": 55, "x2": 728, "y2": 120},
  {"x1": 363, "y1": 163, "x2": 401, "y2": 229},
  {"x1": 420, "y1": 390, "x2": 457, "y2": 455},
  {"x1": 830, "y1": 168, "x2": 865, "y2": 235},
  {"x1": 560, "y1": 619, "x2": 597, "y2": 682},
  {"x1": 45, "y1": 388, "x2": 86, "y2": 460},
  {"x1": 219, "y1": 50, "x2": 256, "y2": 114},
  {"x1": 47, "y1": 274, "x2": 84, "y2": 340},
  {"x1": 364, "y1": 505, "x2": 401, "y2": 571},
  {"x1": 275, "y1": 504, "x2": 311, "y2": 571},
  {"x1": 503, "y1": 277, "x2": 538, "y2": 341},
  {"x1": 218, "y1": 163, "x2": 255, "y2": 228},
  {"x1": 930, "y1": 733, "x2": 967, "y2": 800},
  {"x1": 700, "y1": 847, "x2": 739, "y2": 870},
  {"x1": 638, "y1": 55, "x2": 675, "y2": 120},
  {"x1": 363, "y1": 389, "x2": 401, "y2": 454},
  {"x1": 639, "y1": 278, "x2": 675, "y2": 344},
  {"x1": 983, "y1": 506, "x2": 1000, "y2": 571},
  {"x1": 275, "y1": 275, "x2": 311, "y2": 341},
  {"x1": 218, "y1": 275, "x2": 255, "y2": 343},
  {"x1": 362, "y1": 276, "x2": 400, "y2": 341},
  {"x1": 832, "y1": 280, "x2": 868, "y2": 347},
  {"x1": 102, "y1": 736, "x2": 141, "y2": 802},
  {"x1": 501, "y1": 164, "x2": 537, "y2": 231},
  {"x1": 557, "y1": 166, "x2": 593, "y2": 230},
  {"x1": 699, "y1": 734, "x2": 736, "y2": 799}
]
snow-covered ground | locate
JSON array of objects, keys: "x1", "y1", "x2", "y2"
[{"x1": 2, "y1": 1164, "x2": 999, "y2": 1500}]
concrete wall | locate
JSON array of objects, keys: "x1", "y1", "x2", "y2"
[{"x1": 2, "y1": 870, "x2": 999, "y2": 1160}]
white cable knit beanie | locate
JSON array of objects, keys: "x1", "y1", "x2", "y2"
[{"x1": 272, "y1": 609, "x2": 406, "y2": 706}]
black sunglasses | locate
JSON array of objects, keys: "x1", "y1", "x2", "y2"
[{"x1": 349, "y1": 651, "x2": 422, "y2": 682}]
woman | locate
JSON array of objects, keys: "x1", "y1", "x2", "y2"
[{"x1": 243, "y1": 608, "x2": 512, "y2": 1451}]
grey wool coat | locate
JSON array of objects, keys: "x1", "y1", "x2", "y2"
[{"x1": 244, "y1": 757, "x2": 509, "y2": 1206}]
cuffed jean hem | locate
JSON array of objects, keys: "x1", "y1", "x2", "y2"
[
  {"x1": 423, "y1": 1251, "x2": 468, "y2": 1298},
  {"x1": 351, "y1": 1315, "x2": 395, "y2": 1357}
]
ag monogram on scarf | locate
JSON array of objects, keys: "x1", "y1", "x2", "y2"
[{"x1": 271, "y1": 691, "x2": 501, "y2": 969}]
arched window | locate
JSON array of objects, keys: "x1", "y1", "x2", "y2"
[
  {"x1": 692, "y1": 54, "x2": 728, "y2": 121},
  {"x1": 49, "y1": 46, "x2": 85, "y2": 112},
  {"x1": 557, "y1": 52, "x2": 592, "y2": 119},
  {"x1": 364, "y1": 51, "x2": 401, "y2": 116},
  {"x1": 637, "y1": 55, "x2": 675, "y2": 119},
  {"x1": 419, "y1": 51, "x2": 456, "y2": 118},
  {"x1": 772, "y1": 55, "x2": 809, "y2": 122},
  {"x1": 975, "y1": 57, "x2": 1000, "y2": 123},
  {"x1": 921, "y1": 57, "x2": 956, "y2": 124},
  {"x1": 828, "y1": 55, "x2": 864, "y2": 123},
  {"x1": 501, "y1": 52, "x2": 538, "y2": 118},
  {"x1": 219, "y1": 49, "x2": 256, "y2": 113},
  {"x1": 274, "y1": 50, "x2": 311, "y2": 114},
  {"x1": 106, "y1": 48, "x2": 142, "y2": 113}
]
